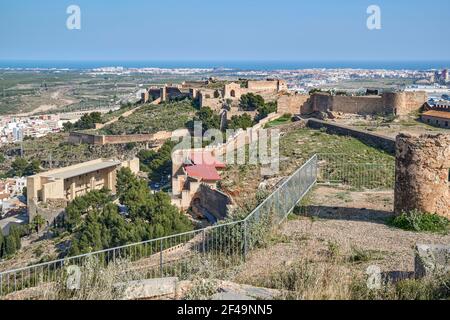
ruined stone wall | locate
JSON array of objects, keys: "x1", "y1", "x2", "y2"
[
  {"x1": 311, "y1": 93, "x2": 332, "y2": 113},
  {"x1": 199, "y1": 95, "x2": 223, "y2": 111},
  {"x1": 402, "y1": 91, "x2": 428, "y2": 115},
  {"x1": 28, "y1": 199, "x2": 66, "y2": 227},
  {"x1": 307, "y1": 119, "x2": 396, "y2": 154},
  {"x1": 305, "y1": 92, "x2": 427, "y2": 116},
  {"x1": 247, "y1": 80, "x2": 280, "y2": 91},
  {"x1": 103, "y1": 132, "x2": 170, "y2": 145},
  {"x1": 394, "y1": 133, "x2": 450, "y2": 218},
  {"x1": 277, "y1": 94, "x2": 311, "y2": 115},
  {"x1": 309, "y1": 94, "x2": 386, "y2": 115},
  {"x1": 382, "y1": 91, "x2": 428, "y2": 116},
  {"x1": 331, "y1": 96, "x2": 385, "y2": 114},
  {"x1": 69, "y1": 131, "x2": 171, "y2": 146},
  {"x1": 68, "y1": 132, "x2": 105, "y2": 145},
  {"x1": 195, "y1": 184, "x2": 233, "y2": 221}
]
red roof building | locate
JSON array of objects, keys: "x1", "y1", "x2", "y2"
[{"x1": 171, "y1": 150, "x2": 226, "y2": 210}]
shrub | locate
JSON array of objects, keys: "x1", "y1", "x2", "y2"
[{"x1": 388, "y1": 210, "x2": 450, "y2": 234}]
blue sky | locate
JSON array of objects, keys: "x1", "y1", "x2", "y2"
[{"x1": 0, "y1": 0, "x2": 449, "y2": 62}]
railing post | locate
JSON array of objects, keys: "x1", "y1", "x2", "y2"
[
  {"x1": 202, "y1": 229, "x2": 206, "y2": 253},
  {"x1": 160, "y1": 240, "x2": 163, "y2": 277},
  {"x1": 243, "y1": 220, "x2": 248, "y2": 262}
]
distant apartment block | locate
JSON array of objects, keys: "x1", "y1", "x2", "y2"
[{"x1": 27, "y1": 158, "x2": 139, "y2": 225}]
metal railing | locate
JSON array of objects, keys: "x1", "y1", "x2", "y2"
[{"x1": 0, "y1": 155, "x2": 318, "y2": 298}]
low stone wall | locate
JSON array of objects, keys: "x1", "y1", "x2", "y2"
[
  {"x1": 28, "y1": 199, "x2": 66, "y2": 227},
  {"x1": 306, "y1": 119, "x2": 396, "y2": 154},
  {"x1": 69, "y1": 130, "x2": 172, "y2": 146},
  {"x1": 195, "y1": 184, "x2": 233, "y2": 221},
  {"x1": 68, "y1": 132, "x2": 105, "y2": 145}
]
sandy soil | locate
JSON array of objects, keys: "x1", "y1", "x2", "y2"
[{"x1": 235, "y1": 185, "x2": 450, "y2": 282}]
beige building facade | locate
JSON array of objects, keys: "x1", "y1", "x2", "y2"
[{"x1": 27, "y1": 158, "x2": 139, "y2": 225}]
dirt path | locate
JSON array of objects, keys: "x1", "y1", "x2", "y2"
[{"x1": 235, "y1": 185, "x2": 450, "y2": 282}]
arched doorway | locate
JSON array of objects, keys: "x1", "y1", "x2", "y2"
[{"x1": 230, "y1": 90, "x2": 236, "y2": 98}]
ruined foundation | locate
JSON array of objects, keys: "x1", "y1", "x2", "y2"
[{"x1": 394, "y1": 133, "x2": 450, "y2": 217}]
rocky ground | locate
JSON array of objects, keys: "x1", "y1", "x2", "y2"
[
  {"x1": 234, "y1": 185, "x2": 450, "y2": 292},
  {"x1": 329, "y1": 114, "x2": 448, "y2": 138}
]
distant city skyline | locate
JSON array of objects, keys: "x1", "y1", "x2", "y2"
[{"x1": 0, "y1": 0, "x2": 449, "y2": 63}]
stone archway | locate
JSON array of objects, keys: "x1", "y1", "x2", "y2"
[{"x1": 230, "y1": 90, "x2": 236, "y2": 98}]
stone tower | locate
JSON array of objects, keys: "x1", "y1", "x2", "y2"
[{"x1": 394, "y1": 133, "x2": 450, "y2": 218}]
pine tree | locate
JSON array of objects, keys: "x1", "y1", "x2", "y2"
[
  {"x1": 0, "y1": 232, "x2": 4, "y2": 258},
  {"x1": 5, "y1": 234, "x2": 17, "y2": 256}
]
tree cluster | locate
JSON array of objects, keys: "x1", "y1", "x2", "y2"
[
  {"x1": 63, "y1": 112, "x2": 103, "y2": 132},
  {"x1": 67, "y1": 169, "x2": 192, "y2": 256},
  {"x1": 228, "y1": 113, "x2": 254, "y2": 130},
  {"x1": 239, "y1": 93, "x2": 265, "y2": 111},
  {"x1": 137, "y1": 140, "x2": 176, "y2": 183},
  {"x1": 0, "y1": 225, "x2": 23, "y2": 258},
  {"x1": 190, "y1": 107, "x2": 221, "y2": 133},
  {"x1": 8, "y1": 158, "x2": 41, "y2": 177}
]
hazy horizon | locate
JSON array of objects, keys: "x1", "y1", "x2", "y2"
[{"x1": 1, "y1": 0, "x2": 449, "y2": 62}]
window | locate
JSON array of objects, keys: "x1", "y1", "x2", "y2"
[{"x1": 445, "y1": 121, "x2": 448, "y2": 127}]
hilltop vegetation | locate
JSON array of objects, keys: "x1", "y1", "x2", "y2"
[
  {"x1": 220, "y1": 123, "x2": 394, "y2": 210},
  {"x1": 99, "y1": 99, "x2": 197, "y2": 135}
]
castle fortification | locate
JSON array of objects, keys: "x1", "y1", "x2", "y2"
[
  {"x1": 394, "y1": 133, "x2": 450, "y2": 218},
  {"x1": 277, "y1": 91, "x2": 428, "y2": 116}
]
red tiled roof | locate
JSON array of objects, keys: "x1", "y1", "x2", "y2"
[
  {"x1": 422, "y1": 110, "x2": 450, "y2": 120},
  {"x1": 184, "y1": 164, "x2": 222, "y2": 181},
  {"x1": 189, "y1": 151, "x2": 226, "y2": 168}
]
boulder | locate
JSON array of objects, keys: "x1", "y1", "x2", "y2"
[
  {"x1": 415, "y1": 244, "x2": 450, "y2": 278},
  {"x1": 117, "y1": 277, "x2": 179, "y2": 300}
]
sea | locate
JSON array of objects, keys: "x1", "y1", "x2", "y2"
[{"x1": 0, "y1": 60, "x2": 449, "y2": 71}]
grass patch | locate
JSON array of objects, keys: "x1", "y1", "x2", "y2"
[
  {"x1": 99, "y1": 99, "x2": 197, "y2": 135},
  {"x1": 348, "y1": 247, "x2": 385, "y2": 264},
  {"x1": 388, "y1": 210, "x2": 450, "y2": 234},
  {"x1": 264, "y1": 114, "x2": 293, "y2": 128}
]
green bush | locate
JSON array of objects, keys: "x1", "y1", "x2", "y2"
[{"x1": 388, "y1": 210, "x2": 450, "y2": 234}]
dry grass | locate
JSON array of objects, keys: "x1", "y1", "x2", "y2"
[{"x1": 231, "y1": 185, "x2": 450, "y2": 300}]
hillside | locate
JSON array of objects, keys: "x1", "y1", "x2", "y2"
[{"x1": 98, "y1": 99, "x2": 197, "y2": 135}]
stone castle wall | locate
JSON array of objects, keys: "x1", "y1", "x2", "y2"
[
  {"x1": 307, "y1": 119, "x2": 396, "y2": 154},
  {"x1": 383, "y1": 91, "x2": 428, "y2": 116},
  {"x1": 276, "y1": 91, "x2": 427, "y2": 116},
  {"x1": 277, "y1": 94, "x2": 311, "y2": 115},
  {"x1": 331, "y1": 95, "x2": 385, "y2": 114},
  {"x1": 394, "y1": 133, "x2": 450, "y2": 217},
  {"x1": 69, "y1": 131, "x2": 172, "y2": 146},
  {"x1": 194, "y1": 184, "x2": 233, "y2": 221}
]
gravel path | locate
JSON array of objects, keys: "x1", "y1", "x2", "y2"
[{"x1": 236, "y1": 186, "x2": 450, "y2": 282}]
